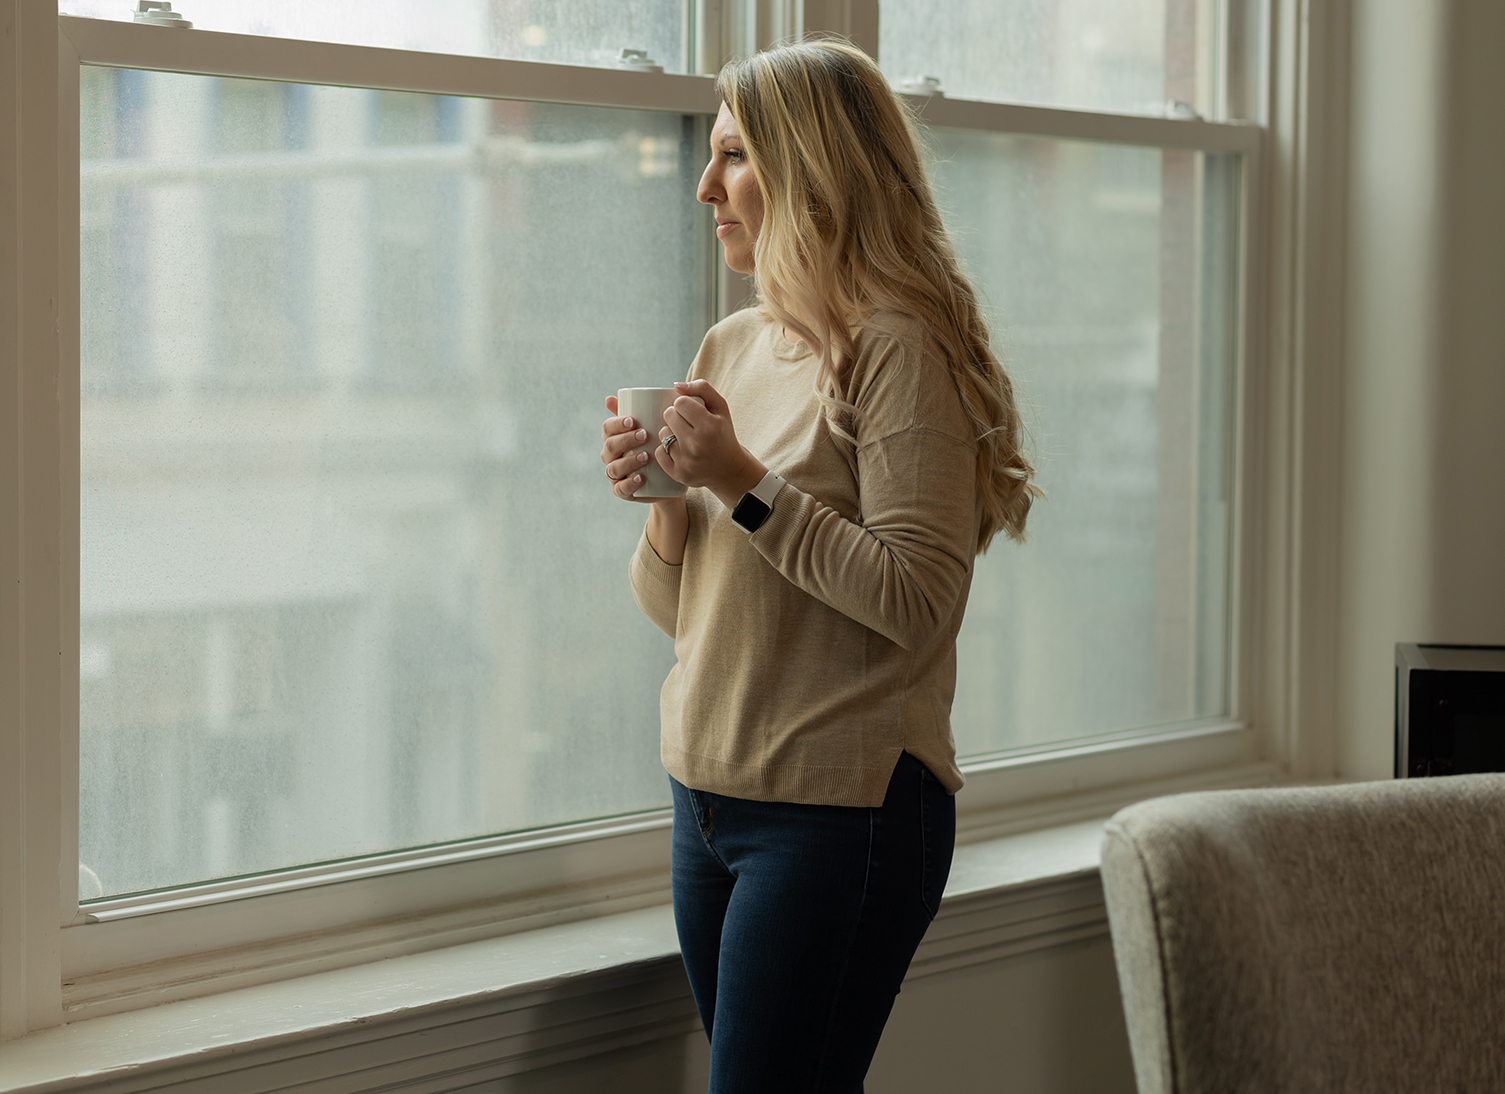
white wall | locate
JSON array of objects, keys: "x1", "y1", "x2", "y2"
[
  {"x1": 466, "y1": 936, "x2": 1135, "y2": 1094},
  {"x1": 1337, "y1": 0, "x2": 1505, "y2": 778},
  {"x1": 869, "y1": 936, "x2": 1134, "y2": 1093},
  {"x1": 1427, "y1": 2, "x2": 1505, "y2": 652}
]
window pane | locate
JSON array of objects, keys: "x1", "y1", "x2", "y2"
[
  {"x1": 938, "y1": 131, "x2": 1238, "y2": 758},
  {"x1": 879, "y1": 0, "x2": 1220, "y2": 116},
  {"x1": 60, "y1": 0, "x2": 689, "y2": 75},
  {"x1": 79, "y1": 67, "x2": 709, "y2": 898}
]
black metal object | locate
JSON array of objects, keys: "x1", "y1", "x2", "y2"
[{"x1": 1395, "y1": 644, "x2": 1505, "y2": 778}]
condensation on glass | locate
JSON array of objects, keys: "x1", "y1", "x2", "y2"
[
  {"x1": 60, "y1": 0, "x2": 689, "y2": 74},
  {"x1": 879, "y1": 0, "x2": 1222, "y2": 117},
  {"x1": 937, "y1": 130, "x2": 1239, "y2": 758},
  {"x1": 79, "y1": 67, "x2": 709, "y2": 898}
]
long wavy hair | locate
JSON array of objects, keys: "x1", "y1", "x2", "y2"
[{"x1": 716, "y1": 39, "x2": 1040, "y2": 550}]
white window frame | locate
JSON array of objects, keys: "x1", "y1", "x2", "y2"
[{"x1": 1, "y1": 0, "x2": 1346, "y2": 1037}]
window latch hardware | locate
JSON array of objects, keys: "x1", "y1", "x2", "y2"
[
  {"x1": 1166, "y1": 100, "x2": 1202, "y2": 120},
  {"x1": 134, "y1": 0, "x2": 192, "y2": 28},
  {"x1": 898, "y1": 75, "x2": 944, "y2": 97},
  {"x1": 617, "y1": 49, "x2": 664, "y2": 74}
]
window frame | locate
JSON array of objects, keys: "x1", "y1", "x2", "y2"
[{"x1": 0, "y1": 0, "x2": 1341, "y2": 1036}]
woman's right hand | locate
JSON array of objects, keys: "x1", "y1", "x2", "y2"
[
  {"x1": 601, "y1": 395, "x2": 660, "y2": 501},
  {"x1": 603, "y1": 396, "x2": 689, "y2": 564}
]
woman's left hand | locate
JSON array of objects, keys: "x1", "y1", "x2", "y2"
[{"x1": 659, "y1": 380, "x2": 766, "y2": 509}]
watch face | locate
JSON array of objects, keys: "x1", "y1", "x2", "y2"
[{"x1": 732, "y1": 493, "x2": 772, "y2": 532}]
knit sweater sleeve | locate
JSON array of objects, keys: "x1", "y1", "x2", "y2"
[
  {"x1": 629, "y1": 527, "x2": 682, "y2": 637},
  {"x1": 625, "y1": 322, "x2": 724, "y2": 638},
  {"x1": 747, "y1": 328, "x2": 978, "y2": 652}
]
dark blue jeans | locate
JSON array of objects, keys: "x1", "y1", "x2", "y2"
[{"x1": 670, "y1": 751, "x2": 956, "y2": 1093}]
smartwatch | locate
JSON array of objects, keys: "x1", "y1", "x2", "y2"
[{"x1": 731, "y1": 469, "x2": 786, "y2": 534}]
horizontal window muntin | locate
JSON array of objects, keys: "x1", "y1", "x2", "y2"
[
  {"x1": 59, "y1": 17, "x2": 1258, "y2": 154},
  {"x1": 962, "y1": 714, "x2": 1246, "y2": 772},
  {"x1": 908, "y1": 95, "x2": 1258, "y2": 153},
  {"x1": 60, "y1": 16, "x2": 719, "y2": 115},
  {"x1": 78, "y1": 807, "x2": 675, "y2": 922}
]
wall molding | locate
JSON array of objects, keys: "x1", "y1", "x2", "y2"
[
  {"x1": 1, "y1": 0, "x2": 67, "y2": 1043},
  {"x1": 1253, "y1": 0, "x2": 1350, "y2": 781},
  {"x1": 41, "y1": 962, "x2": 703, "y2": 1094},
  {"x1": 908, "y1": 873, "x2": 1107, "y2": 982}
]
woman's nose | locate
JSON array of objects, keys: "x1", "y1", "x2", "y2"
[{"x1": 697, "y1": 162, "x2": 721, "y2": 205}]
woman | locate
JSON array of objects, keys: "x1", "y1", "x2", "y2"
[{"x1": 599, "y1": 40, "x2": 1038, "y2": 1092}]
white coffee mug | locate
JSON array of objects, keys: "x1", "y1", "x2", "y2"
[{"x1": 616, "y1": 387, "x2": 705, "y2": 498}]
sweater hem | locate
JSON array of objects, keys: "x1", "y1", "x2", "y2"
[{"x1": 662, "y1": 744, "x2": 901, "y2": 809}]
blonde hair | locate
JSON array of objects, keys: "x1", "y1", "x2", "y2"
[{"x1": 716, "y1": 39, "x2": 1041, "y2": 550}]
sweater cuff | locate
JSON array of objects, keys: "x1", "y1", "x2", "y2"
[
  {"x1": 747, "y1": 478, "x2": 802, "y2": 550},
  {"x1": 629, "y1": 528, "x2": 681, "y2": 636},
  {"x1": 636, "y1": 526, "x2": 682, "y2": 572}
]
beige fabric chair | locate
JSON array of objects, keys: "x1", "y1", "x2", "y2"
[{"x1": 1100, "y1": 775, "x2": 1505, "y2": 1093}]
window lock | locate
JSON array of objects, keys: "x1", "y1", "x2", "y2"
[
  {"x1": 134, "y1": 1, "x2": 192, "y2": 28},
  {"x1": 898, "y1": 76, "x2": 944, "y2": 97},
  {"x1": 617, "y1": 49, "x2": 664, "y2": 74}
]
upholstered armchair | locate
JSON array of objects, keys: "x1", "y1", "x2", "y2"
[{"x1": 1100, "y1": 775, "x2": 1505, "y2": 1093}]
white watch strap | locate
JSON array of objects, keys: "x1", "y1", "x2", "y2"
[{"x1": 749, "y1": 469, "x2": 785, "y2": 509}]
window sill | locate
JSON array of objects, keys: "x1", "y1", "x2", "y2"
[{"x1": 0, "y1": 818, "x2": 1112, "y2": 1093}]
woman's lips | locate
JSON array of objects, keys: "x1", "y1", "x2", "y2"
[{"x1": 716, "y1": 221, "x2": 738, "y2": 239}]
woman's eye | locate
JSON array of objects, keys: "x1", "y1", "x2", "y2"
[{"x1": 724, "y1": 149, "x2": 744, "y2": 162}]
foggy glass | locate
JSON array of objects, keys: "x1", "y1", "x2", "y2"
[
  {"x1": 880, "y1": 0, "x2": 1217, "y2": 116},
  {"x1": 79, "y1": 68, "x2": 708, "y2": 898},
  {"x1": 937, "y1": 131, "x2": 1238, "y2": 756},
  {"x1": 60, "y1": 0, "x2": 688, "y2": 75}
]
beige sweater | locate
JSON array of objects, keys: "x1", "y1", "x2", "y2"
[{"x1": 629, "y1": 308, "x2": 978, "y2": 806}]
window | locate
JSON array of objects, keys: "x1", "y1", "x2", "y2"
[
  {"x1": 78, "y1": 65, "x2": 705, "y2": 898},
  {"x1": 0, "y1": 0, "x2": 1285, "y2": 1026},
  {"x1": 879, "y1": 0, "x2": 1253, "y2": 773},
  {"x1": 941, "y1": 135, "x2": 1238, "y2": 759}
]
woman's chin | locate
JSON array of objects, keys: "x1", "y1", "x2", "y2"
[{"x1": 721, "y1": 248, "x2": 755, "y2": 276}]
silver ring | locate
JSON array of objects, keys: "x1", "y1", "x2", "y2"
[
  {"x1": 606, "y1": 465, "x2": 617, "y2": 480},
  {"x1": 662, "y1": 434, "x2": 677, "y2": 453}
]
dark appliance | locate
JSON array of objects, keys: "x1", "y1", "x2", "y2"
[{"x1": 1395, "y1": 644, "x2": 1505, "y2": 778}]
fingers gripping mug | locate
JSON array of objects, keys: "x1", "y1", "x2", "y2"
[{"x1": 616, "y1": 388, "x2": 704, "y2": 498}]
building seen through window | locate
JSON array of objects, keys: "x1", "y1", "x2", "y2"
[{"x1": 80, "y1": 68, "x2": 707, "y2": 896}]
